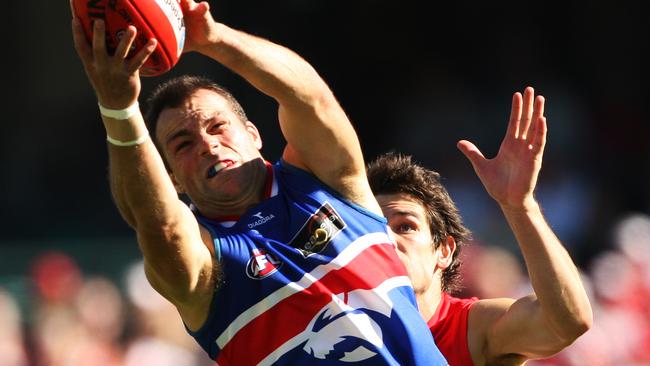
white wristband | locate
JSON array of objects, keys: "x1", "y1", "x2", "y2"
[
  {"x1": 106, "y1": 131, "x2": 149, "y2": 147},
  {"x1": 98, "y1": 101, "x2": 140, "y2": 120}
]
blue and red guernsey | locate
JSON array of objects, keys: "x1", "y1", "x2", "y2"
[{"x1": 188, "y1": 160, "x2": 448, "y2": 366}]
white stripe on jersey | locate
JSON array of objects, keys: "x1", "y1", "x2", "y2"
[{"x1": 215, "y1": 231, "x2": 394, "y2": 348}]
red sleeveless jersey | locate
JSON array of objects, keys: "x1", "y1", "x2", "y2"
[{"x1": 427, "y1": 292, "x2": 479, "y2": 366}]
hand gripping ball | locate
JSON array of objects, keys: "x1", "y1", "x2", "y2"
[{"x1": 73, "y1": 0, "x2": 185, "y2": 76}]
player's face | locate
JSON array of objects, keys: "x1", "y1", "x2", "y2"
[
  {"x1": 156, "y1": 89, "x2": 264, "y2": 211},
  {"x1": 376, "y1": 193, "x2": 441, "y2": 295}
]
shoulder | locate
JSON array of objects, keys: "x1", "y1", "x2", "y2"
[
  {"x1": 430, "y1": 293, "x2": 479, "y2": 332},
  {"x1": 469, "y1": 298, "x2": 515, "y2": 322},
  {"x1": 428, "y1": 293, "x2": 479, "y2": 366},
  {"x1": 468, "y1": 298, "x2": 516, "y2": 341},
  {"x1": 448, "y1": 294, "x2": 480, "y2": 309}
]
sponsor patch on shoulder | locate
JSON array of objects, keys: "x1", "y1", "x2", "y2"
[{"x1": 289, "y1": 202, "x2": 346, "y2": 257}]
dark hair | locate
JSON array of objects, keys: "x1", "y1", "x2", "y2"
[
  {"x1": 144, "y1": 74, "x2": 248, "y2": 145},
  {"x1": 367, "y1": 152, "x2": 471, "y2": 293}
]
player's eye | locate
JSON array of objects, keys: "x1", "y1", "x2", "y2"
[
  {"x1": 208, "y1": 120, "x2": 227, "y2": 134},
  {"x1": 175, "y1": 141, "x2": 191, "y2": 153},
  {"x1": 394, "y1": 223, "x2": 415, "y2": 234}
]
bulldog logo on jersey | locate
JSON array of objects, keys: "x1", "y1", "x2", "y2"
[
  {"x1": 297, "y1": 280, "x2": 403, "y2": 363},
  {"x1": 289, "y1": 202, "x2": 346, "y2": 257},
  {"x1": 302, "y1": 294, "x2": 384, "y2": 361},
  {"x1": 246, "y1": 248, "x2": 283, "y2": 279}
]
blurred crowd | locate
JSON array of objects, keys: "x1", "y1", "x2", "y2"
[
  {"x1": 0, "y1": 255, "x2": 214, "y2": 366},
  {"x1": 1, "y1": 212, "x2": 649, "y2": 366}
]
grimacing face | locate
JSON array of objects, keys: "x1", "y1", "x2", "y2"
[
  {"x1": 155, "y1": 89, "x2": 264, "y2": 211},
  {"x1": 376, "y1": 193, "x2": 450, "y2": 295}
]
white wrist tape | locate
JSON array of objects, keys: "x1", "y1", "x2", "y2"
[
  {"x1": 98, "y1": 101, "x2": 140, "y2": 120},
  {"x1": 106, "y1": 131, "x2": 149, "y2": 147}
]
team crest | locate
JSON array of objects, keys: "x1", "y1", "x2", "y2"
[
  {"x1": 246, "y1": 248, "x2": 283, "y2": 279},
  {"x1": 289, "y1": 202, "x2": 346, "y2": 257}
]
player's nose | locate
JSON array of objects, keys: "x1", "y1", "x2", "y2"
[
  {"x1": 394, "y1": 239, "x2": 408, "y2": 254},
  {"x1": 199, "y1": 134, "x2": 220, "y2": 157},
  {"x1": 387, "y1": 228, "x2": 408, "y2": 254}
]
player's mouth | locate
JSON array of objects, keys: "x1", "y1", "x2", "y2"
[{"x1": 207, "y1": 160, "x2": 235, "y2": 178}]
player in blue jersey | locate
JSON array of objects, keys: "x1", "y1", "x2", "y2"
[{"x1": 70, "y1": 0, "x2": 447, "y2": 364}]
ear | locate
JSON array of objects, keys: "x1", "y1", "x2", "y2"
[
  {"x1": 436, "y1": 235, "x2": 457, "y2": 270},
  {"x1": 245, "y1": 121, "x2": 263, "y2": 150},
  {"x1": 169, "y1": 172, "x2": 185, "y2": 194}
]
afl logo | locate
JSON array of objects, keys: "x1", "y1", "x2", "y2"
[{"x1": 246, "y1": 248, "x2": 283, "y2": 279}]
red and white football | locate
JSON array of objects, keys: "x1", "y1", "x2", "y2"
[{"x1": 73, "y1": 0, "x2": 185, "y2": 76}]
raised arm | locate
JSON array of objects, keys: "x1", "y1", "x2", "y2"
[
  {"x1": 457, "y1": 87, "x2": 592, "y2": 362},
  {"x1": 179, "y1": 0, "x2": 380, "y2": 214},
  {"x1": 70, "y1": 11, "x2": 215, "y2": 330}
]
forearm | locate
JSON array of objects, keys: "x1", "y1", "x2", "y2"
[
  {"x1": 198, "y1": 22, "x2": 332, "y2": 109},
  {"x1": 104, "y1": 114, "x2": 181, "y2": 229},
  {"x1": 106, "y1": 113, "x2": 206, "y2": 273},
  {"x1": 500, "y1": 201, "x2": 592, "y2": 341},
  {"x1": 108, "y1": 115, "x2": 210, "y2": 293}
]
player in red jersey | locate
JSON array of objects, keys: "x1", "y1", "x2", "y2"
[{"x1": 367, "y1": 87, "x2": 593, "y2": 365}]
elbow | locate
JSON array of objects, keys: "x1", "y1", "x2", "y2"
[
  {"x1": 282, "y1": 80, "x2": 338, "y2": 113},
  {"x1": 572, "y1": 309, "x2": 593, "y2": 338},
  {"x1": 570, "y1": 299, "x2": 594, "y2": 338},
  {"x1": 542, "y1": 317, "x2": 592, "y2": 358},
  {"x1": 557, "y1": 307, "x2": 594, "y2": 346},
  {"x1": 310, "y1": 87, "x2": 340, "y2": 113}
]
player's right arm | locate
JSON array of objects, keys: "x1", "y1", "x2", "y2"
[
  {"x1": 178, "y1": 0, "x2": 382, "y2": 216},
  {"x1": 71, "y1": 13, "x2": 216, "y2": 331}
]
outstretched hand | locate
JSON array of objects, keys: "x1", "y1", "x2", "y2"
[
  {"x1": 70, "y1": 1, "x2": 156, "y2": 109},
  {"x1": 457, "y1": 87, "x2": 547, "y2": 210},
  {"x1": 179, "y1": 0, "x2": 219, "y2": 54}
]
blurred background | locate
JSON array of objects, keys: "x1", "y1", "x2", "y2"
[{"x1": 1, "y1": 1, "x2": 648, "y2": 365}]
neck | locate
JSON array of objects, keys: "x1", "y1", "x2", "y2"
[{"x1": 416, "y1": 276, "x2": 444, "y2": 322}]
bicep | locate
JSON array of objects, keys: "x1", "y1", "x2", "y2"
[{"x1": 477, "y1": 296, "x2": 574, "y2": 362}]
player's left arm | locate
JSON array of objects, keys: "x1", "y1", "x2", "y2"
[
  {"x1": 458, "y1": 87, "x2": 593, "y2": 361},
  {"x1": 179, "y1": 0, "x2": 380, "y2": 214}
]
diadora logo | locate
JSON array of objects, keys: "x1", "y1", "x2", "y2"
[
  {"x1": 246, "y1": 248, "x2": 283, "y2": 279},
  {"x1": 289, "y1": 202, "x2": 346, "y2": 257},
  {"x1": 248, "y1": 211, "x2": 275, "y2": 229}
]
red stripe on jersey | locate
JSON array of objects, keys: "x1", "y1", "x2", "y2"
[{"x1": 216, "y1": 242, "x2": 407, "y2": 365}]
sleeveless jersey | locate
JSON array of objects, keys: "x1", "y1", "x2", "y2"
[
  {"x1": 188, "y1": 160, "x2": 448, "y2": 366},
  {"x1": 427, "y1": 292, "x2": 479, "y2": 366}
]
